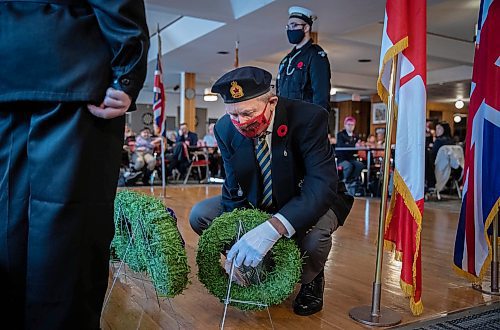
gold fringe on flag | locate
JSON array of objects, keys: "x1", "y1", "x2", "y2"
[
  {"x1": 452, "y1": 198, "x2": 500, "y2": 283},
  {"x1": 384, "y1": 169, "x2": 424, "y2": 316},
  {"x1": 377, "y1": 37, "x2": 408, "y2": 106}
]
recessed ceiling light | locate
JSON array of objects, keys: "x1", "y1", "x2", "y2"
[
  {"x1": 358, "y1": 59, "x2": 372, "y2": 63},
  {"x1": 217, "y1": 51, "x2": 229, "y2": 55},
  {"x1": 455, "y1": 100, "x2": 465, "y2": 109}
]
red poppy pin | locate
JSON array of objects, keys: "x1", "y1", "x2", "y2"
[
  {"x1": 277, "y1": 124, "x2": 288, "y2": 137},
  {"x1": 297, "y1": 61, "x2": 304, "y2": 69}
]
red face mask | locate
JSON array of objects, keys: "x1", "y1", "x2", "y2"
[{"x1": 231, "y1": 102, "x2": 271, "y2": 138}]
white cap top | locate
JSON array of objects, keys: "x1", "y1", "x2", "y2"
[{"x1": 289, "y1": 6, "x2": 313, "y2": 17}]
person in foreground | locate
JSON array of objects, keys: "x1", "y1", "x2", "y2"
[
  {"x1": 0, "y1": 0, "x2": 149, "y2": 328},
  {"x1": 190, "y1": 66, "x2": 347, "y2": 316}
]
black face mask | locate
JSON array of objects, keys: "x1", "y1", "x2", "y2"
[{"x1": 287, "y1": 29, "x2": 305, "y2": 44}]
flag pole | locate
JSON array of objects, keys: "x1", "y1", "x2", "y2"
[
  {"x1": 473, "y1": 213, "x2": 500, "y2": 295},
  {"x1": 157, "y1": 23, "x2": 167, "y2": 199},
  {"x1": 234, "y1": 40, "x2": 239, "y2": 68},
  {"x1": 493, "y1": 214, "x2": 499, "y2": 293},
  {"x1": 349, "y1": 54, "x2": 401, "y2": 326}
]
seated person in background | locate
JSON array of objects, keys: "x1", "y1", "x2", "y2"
[
  {"x1": 124, "y1": 123, "x2": 135, "y2": 141},
  {"x1": 336, "y1": 117, "x2": 364, "y2": 184},
  {"x1": 119, "y1": 124, "x2": 141, "y2": 186},
  {"x1": 176, "y1": 122, "x2": 198, "y2": 146},
  {"x1": 425, "y1": 121, "x2": 455, "y2": 190},
  {"x1": 366, "y1": 134, "x2": 377, "y2": 148},
  {"x1": 122, "y1": 124, "x2": 136, "y2": 167},
  {"x1": 375, "y1": 128, "x2": 385, "y2": 147},
  {"x1": 431, "y1": 121, "x2": 455, "y2": 160},
  {"x1": 203, "y1": 123, "x2": 223, "y2": 177},
  {"x1": 168, "y1": 135, "x2": 191, "y2": 180},
  {"x1": 133, "y1": 127, "x2": 161, "y2": 184},
  {"x1": 425, "y1": 120, "x2": 435, "y2": 148},
  {"x1": 203, "y1": 123, "x2": 217, "y2": 147}
]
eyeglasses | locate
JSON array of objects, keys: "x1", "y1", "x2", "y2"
[{"x1": 285, "y1": 23, "x2": 306, "y2": 30}]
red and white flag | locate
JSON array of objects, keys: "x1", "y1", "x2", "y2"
[{"x1": 378, "y1": 0, "x2": 426, "y2": 316}]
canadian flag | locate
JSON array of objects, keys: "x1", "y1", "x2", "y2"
[{"x1": 378, "y1": 0, "x2": 426, "y2": 316}]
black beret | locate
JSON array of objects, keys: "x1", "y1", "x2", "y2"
[{"x1": 211, "y1": 66, "x2": 272, "y2": 104}]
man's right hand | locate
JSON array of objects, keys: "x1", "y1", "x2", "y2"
[{"x1": 87, "y1": 87, "x2": 132, "y2": 119}]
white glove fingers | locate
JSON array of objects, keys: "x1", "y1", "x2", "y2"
[{"x1": 227, "y1": 241, "x2": 240, "y2": 261}]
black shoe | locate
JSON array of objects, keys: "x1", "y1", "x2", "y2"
[{"x1": 293, "y1": 271, "x2": 325, "y2": 316}]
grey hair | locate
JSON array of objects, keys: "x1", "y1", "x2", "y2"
[{"x1": 255, "y1": 90, "x2": 276, "y2": 103}]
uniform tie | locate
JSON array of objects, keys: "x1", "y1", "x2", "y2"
[{"x1": 255, "y1": 135, "x2": 273, "y2": 209}]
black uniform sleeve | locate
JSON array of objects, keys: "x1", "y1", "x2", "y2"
[
  {"x1": 88, "y1": 0, "x2": 150, "y2": 102},
  {"x1": 310, "y1": 50, "x2": 331, "y2": 111}
]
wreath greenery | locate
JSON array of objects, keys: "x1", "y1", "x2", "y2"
[
  {"x1": 196, "y1": 209, "x2": 302, "y2": 310},
  {"x1": 112, "y1": 190, "x2": 190, "y2": 297}
]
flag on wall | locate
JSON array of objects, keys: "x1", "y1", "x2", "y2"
[
  {"x1": 378, "y1": 0, "x2": 427, "y2": 316},
  {"x1": 153, "y1": 52, "x2": 166, "y2": 136},
  {"x1": 453, "y1": 0, "x2": 500, "y2": 283}
]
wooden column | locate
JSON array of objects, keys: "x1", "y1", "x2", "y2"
[
  {"x1": 182, "y1": 72, "x2": 196, "y2": 131},
  {"x1": 311, "y1": 31, "x2": 318, "y2": 44}
]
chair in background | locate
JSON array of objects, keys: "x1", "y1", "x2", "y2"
[
  {"x1": 434, "y1": 145, "x2": 464, "y2": 200},
  {"x1": 183, "y1": 150, "x2": 210, "y2": 184}
]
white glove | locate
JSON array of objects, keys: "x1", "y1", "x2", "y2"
[{"x1": 227, "y1": 221, "x2": 281, "y2": 268}]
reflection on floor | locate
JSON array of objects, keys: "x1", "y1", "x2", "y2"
[{"x1": 101, "y1": 186, "x2": 499, "y2": 329}]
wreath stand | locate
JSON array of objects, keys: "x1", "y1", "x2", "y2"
[
  {"x1": 102, "y1": 191, "x2": 189, "y2": 329},
  {"x1": 104, "y1": 209, "x2": 183, "y2": 329},
  {"x1": 220, "y1": 220, "x2": 275, "y2": 330}
]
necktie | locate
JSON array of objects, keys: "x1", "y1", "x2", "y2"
[{"x1": 255, "y1": 135, "x2": 273, "y2": 209}]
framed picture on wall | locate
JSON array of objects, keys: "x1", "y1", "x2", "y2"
[{"x1": 372, "y1": 102, "x2": 387, "y2": 124}]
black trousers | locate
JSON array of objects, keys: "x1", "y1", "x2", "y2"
[{"x1": 0, "y1": 102, "x2": 124, "y2": 329}]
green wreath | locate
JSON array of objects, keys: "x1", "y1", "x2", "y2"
[
  {"x1": 196, "y1": 209, "x2": 302, "y2": 310},
  {"x1": 112, "y1": 190, "x2": 190, "y2": 297}
]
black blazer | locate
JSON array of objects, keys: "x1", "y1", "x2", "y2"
[
  {"x1": 215, "y1": 97, "x2": 341, "y2": 232},
  {"x1": 176, "y1": 132, "x2": 199, "y2": 146},
  {"x1": 0, "y1": 0, "x2": 149, "y2": 105}
]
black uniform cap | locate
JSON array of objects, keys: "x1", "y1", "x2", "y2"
[{"x1": 211, "y1": 66, "x2": 272, "y2": 104}]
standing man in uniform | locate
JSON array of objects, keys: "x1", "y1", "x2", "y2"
[
  {"x1": 277, "y1": 6, "x2": 331, "y2": 112},
  {"x1": 0, "y1": 1, "x2": 149, "y2": 328},
  {"x1": 190, "y1": 67, "x2": 349, "y2": 316}
]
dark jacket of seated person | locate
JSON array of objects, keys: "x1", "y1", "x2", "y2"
[
  {"x1": 431, "y1": 121, "x2": 455, "y2": 163},
  {"x1": 176, "y1": 123, "x2": 198, "y2": 146},
  {"x1": 336, "y1": 130, "x2": 360, "y2": 162}
]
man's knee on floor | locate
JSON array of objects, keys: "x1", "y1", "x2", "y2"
[{"x1": 189, "y1": 202, "x2": 205, "y2": 235}]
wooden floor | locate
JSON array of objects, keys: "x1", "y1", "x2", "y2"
[{"x1": 101, "y1": 185, "x2": 499, "y2": 329}]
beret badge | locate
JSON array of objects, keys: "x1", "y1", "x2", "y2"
[{"x1": 230, "y1": 81, "x2": 244, "y2": 99}]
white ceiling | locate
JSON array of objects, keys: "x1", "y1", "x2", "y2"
[{"x1": 141, "y1": 0, "x2": 479, "y2": 103}]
